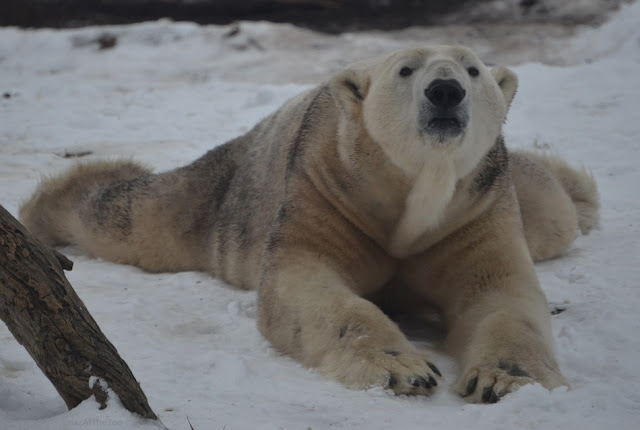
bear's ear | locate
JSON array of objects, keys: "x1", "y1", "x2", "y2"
[
  {"x1": 328, "y1": 67, "x2": 371, "y2": 116},
  {"x1": 490, "y1": 66, "x2": 518, "y2": 109}
]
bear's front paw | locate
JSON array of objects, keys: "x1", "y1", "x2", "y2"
[
  {"x1": 382, "y1": 349, "x2": 442, "y2": 395},
  {"x1": 456, "y1": 355, "x2": 569, "y2": 403},
  {"x1": 455, "y1": 361, "x2": 535, "y2": 403},
  {"x1": 323, "y1": 343, "x2": 442, "y2": 396}
]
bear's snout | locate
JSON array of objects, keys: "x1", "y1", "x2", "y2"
[
  {"x1": 418, "y1": 78, "x2": 469, "y2": 142},
  {"x1": 425, "y1": 79, "x2": 466, "y2": 109}
]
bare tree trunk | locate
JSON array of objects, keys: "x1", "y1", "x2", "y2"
[{"x1": 0, "y1": 204, "x2": 160, "y2": 422}]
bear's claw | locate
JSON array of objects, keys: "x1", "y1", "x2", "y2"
[
  {"x1": 427, "y1": 361, "x2": 442, "y2": 377},
  {"x1": 457, "y1": 363, "x2": 534, "y2": 403}
]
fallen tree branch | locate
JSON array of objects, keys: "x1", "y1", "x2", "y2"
[{"x1": 0, "y1": 204, "x2": 160, "y2": 422}]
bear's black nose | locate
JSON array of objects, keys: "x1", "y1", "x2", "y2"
[{"x1": 425, "y1": 79, "x2": 466, "y2": 109}]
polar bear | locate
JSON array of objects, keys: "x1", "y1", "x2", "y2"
[{"x1": 20, "y1": 45, "x2": 598, "y2": 403}]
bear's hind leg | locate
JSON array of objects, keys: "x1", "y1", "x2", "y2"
[
  {"x1": 20, "y1": 160, "x2": 150, "y2": 247},
  {"x1": 20, "y1": 160, "x2": 203, "y2": 273},
  {"x1": 510, "y1": 150, "x2": 599, "y2": 261}
]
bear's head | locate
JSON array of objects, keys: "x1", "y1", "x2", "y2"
[{"x1": 330, "y1": 45, "x2": 517, "y2": 179}]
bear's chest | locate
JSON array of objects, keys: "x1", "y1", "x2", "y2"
[{"x1": 387, "y1": 160, "x2": 458, "y2": 258}]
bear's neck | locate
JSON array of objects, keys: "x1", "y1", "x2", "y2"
[
  {"x1": 388, "y1": 156, "x2": 458, "y2": 258},
  {"x1": 385, "y1": 129, "x2": 500, "y2": 257},
  {"x1": 314, "y1": 121, "x2": 495, "y2": 259}
]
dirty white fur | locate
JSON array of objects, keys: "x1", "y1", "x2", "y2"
[{"x1": 20, "y1": 45, "x2": 599, "y2": 403}]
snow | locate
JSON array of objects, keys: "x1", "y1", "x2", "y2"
[{"x1": 1, "y1": 2, "x2": 640, "y2": 429}]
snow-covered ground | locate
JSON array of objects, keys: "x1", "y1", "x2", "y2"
[{"x1": 1, "y1": 2, "x2": 639, "y2": 429}]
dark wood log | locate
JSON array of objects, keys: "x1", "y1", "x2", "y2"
[
  {"x1": 0, "y1": 0, "x2": 473, "y2": 31},
  {"x1": 0, "y1": 0, "x2": 618, "y2": 30},
  {"x1": 0, "y1": 204, "x2": 160, "y2": 422}
]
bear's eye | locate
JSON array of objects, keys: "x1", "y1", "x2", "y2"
[
  {"x1": 399, "y1": 66, "x2": 413, "y2": 77},
  {"x1": 468, "y1": 66, "x2": 480, "y2": 77}
]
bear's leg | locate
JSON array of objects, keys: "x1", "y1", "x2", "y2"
[
  {"x1": 400, "y1": 193, "x2": 567, "y2": 402},
  {"x1": 257, "y1": 250, "x2": 442, "y2": 395},
  {"x1": 20, "y1": 160, "x2": 150, "y2": 247},
  {"x1": 510, "y1": 150, "x2": 599, "y2": 261},
  {"x1": 20, "y1": 160, "x2": 205, "y2": 273}
]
